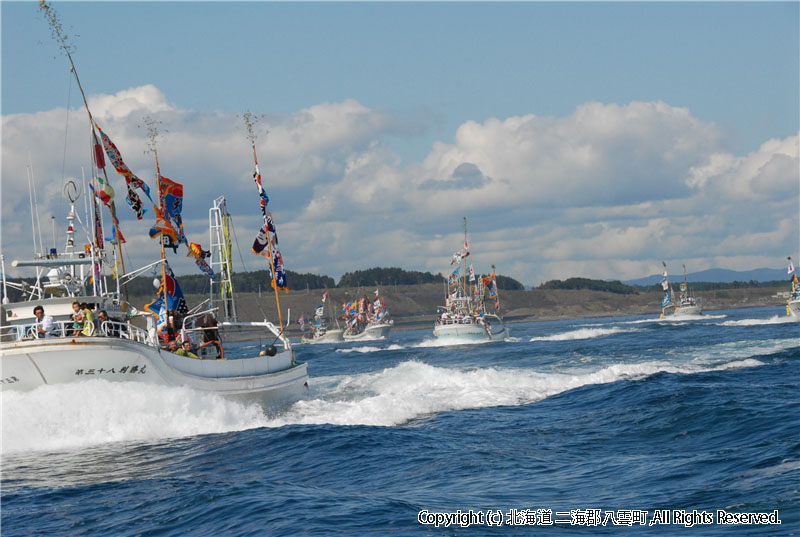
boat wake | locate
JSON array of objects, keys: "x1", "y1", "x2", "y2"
[
  {"x1": 530, "y1": 326, "x2": 636, "y2": 342},
  {"x1": 267, "y1": 357, "x2": 766, "y2": 429},
  {"x1": 719, "y1": 316, "x2": 797, "y2": 326},
  {"x1": 1, "y1": 380, "x2": 270, "y2": 455}
]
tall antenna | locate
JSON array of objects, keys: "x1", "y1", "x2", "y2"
[{"x1": 40, "y1": 1, "x2": 128, "y2": 300}]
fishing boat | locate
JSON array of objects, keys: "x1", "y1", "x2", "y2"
[
  {"x1": 300, "y1": 291, "x2": 344, "y2": 344},
  {"x1": 786, "y1": 257, "x2": 800, "y2": 320},
  {"x1": 659, "y1": 263, "x2": 703, "y2": 318},
  {"x1": 342, "y1": 289, "x2": 394, "y2": 341},
  {"x1": 0, "y1": 9, "x2": 307, "y2": 406},
  {"x1": 0, "y1": 191, "x2": 305, "y2": 405},
  {"x1": 433, "y1": 218, "x2": 507, "y2": 342}
]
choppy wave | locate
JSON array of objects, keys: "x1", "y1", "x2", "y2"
[{"x1": 530, "y1": 326, "x2": 635, "y2": 341}]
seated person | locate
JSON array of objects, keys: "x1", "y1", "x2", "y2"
[
  {"x1": 81, "y1": 303, "x2": 96, "y2": 336},
  {"x1": 174, "y1": 340, "x2": 198, "y2": 359},
  {"x1": 165, "y1": 339, "x2": 178, "y2": 352},
  {"x1": 70, "y1": 301, "x2": 84, "y2": 336},
  {"x1": 32, "y1": 305, "x2": 57, "y2": 338},
  {"x1": 96, "y1": 310, "x2": 120, "y2": 337}
]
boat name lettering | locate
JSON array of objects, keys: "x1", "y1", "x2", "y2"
[
  {"x1": 1, "y1": 376, "x2": 20, "y2": 384},
  {"x1": 74, "y1": 365, "x2": 147, "y2": 376}
]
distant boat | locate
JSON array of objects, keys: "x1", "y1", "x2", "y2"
[
  {"x1": 342, "y1": 289, "x2": 394, "y2": 341},
  {"x1": 786, "y1": 257, "x2": 799, "y2": 320},
  {"x1": 659, "y1": 263, "x2": 703, "y2": 318},
  {"x1": 433, "y1": 218, "x2": 507, "y2": 342},
  {"x1": 301, "y1": 291, "x2": 344, "y2": 343}
]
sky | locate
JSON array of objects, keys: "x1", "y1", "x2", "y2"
[{"x1": 2, "y1": 1, "x2": 798, "y2": 287}]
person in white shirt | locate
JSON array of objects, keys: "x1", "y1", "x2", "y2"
[{"x1": 33, "y1": 305, "x2": 56, "y2": 338}]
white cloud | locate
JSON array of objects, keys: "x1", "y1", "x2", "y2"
[{"x1": 2, "y1": 86, "x2": 798, "y2": 287}]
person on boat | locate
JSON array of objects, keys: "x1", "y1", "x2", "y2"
[
  {"x1": 165, "y1": 339, "x2": 178, "y2": 352},
  {"x1": 174, "y1": 340, "x2": 198, "y2": 358},
  {"x1": 32, "y1": 305, "x2": 56, "y2": 338},
  {"x1": 70, "y1": 301, "x2": 84, "y2": 336},
  {"x1": 81, "y1": 303, "x2": 96, "y2": 336},
  {"x1": 96, "y1": 310, "x2": 120, "y2": 337}
]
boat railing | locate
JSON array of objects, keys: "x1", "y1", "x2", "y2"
[
  {"x1": 98, "y1": 321, "x2": 151, "y2": 344},
  {"x1": 0, "y1": 320, "x2": 153, "y2": 344}
]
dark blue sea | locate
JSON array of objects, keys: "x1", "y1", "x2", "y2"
[{"x1": 2, "y1": 306, "x2": 798, "y2": 536}]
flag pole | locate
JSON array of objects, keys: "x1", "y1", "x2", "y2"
[{"x1": 251, "y1": 141, "x2": 284, "y2": 332}]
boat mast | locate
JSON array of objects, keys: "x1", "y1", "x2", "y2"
[
  {"x1": 462, "y1": 216, "x2": 471, "y2": 313},
  {"x1": 245, "y1": 113, "x2": 284, "y2": 331},
  {"x1": 40, "y1": 1, "x2": 128, "y2": 302},
  {"x1": 144, "y1": 118, "x2": 169, "y2": 327}
]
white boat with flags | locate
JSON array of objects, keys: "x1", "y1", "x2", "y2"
[
  {"x1": 341, "y1": 289, "x2": 394, "y2": 341},
  {"x1": 433, "y1": 218, "x2": 507, "y2": 342},
  {"x1": 659, "y1": 262, "x2": 702, "y2": 318},
  {"x1": 300, "y1": 291, "x2": 344, "y2": 343},
  {"x1": 0, "y1": 6, "x2": 307, "y2": 407}
]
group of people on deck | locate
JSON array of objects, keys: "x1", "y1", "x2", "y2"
[{"x1": 32, "y1": 303, "x2": 119, "y2": 338}]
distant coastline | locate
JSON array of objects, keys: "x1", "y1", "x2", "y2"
[{"x1": 182, "y1": 283, "x2": 789, "y2": 335}]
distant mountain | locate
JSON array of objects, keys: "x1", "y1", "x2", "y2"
[{"x1": 624, "y1": 267, "x2": 790, "y2": 286}]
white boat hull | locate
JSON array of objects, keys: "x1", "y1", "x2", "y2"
[
  {"x1": 301, "y1": 329, "x2": 344, "y2": 344},
  {"x1": 0, "y1": 336, "x2": 308, "y2": 407},
  {"x1": 433, "y1": 320, "x2": 508, "y2": 342},
  {"x1": 788, "y1": 299, "x2": 800, "y2": 319},
  {"x1": 672, "y1": 304, "x2": 703, "y2": 317},
  {"x1": 343, "y1": 323, "x2": 393, "y2": 341}
]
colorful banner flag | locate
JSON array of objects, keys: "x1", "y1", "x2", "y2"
[
  {"x1": 298, "y1": 314, "x2": 305, "y2": 332},
  {"x1": 661, "y1": 291, "x2": 672, "y2": 308},
  {"x1": 187, "y1": 242, "x2": 214, "y2": 277},
  {"x1": 95, "y1": 124, "x2": 153, "y2": 219}
]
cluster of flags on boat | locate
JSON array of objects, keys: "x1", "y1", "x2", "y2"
[
  {"x1": 91, "y1": 124, "x2": 214, "y2": 278},
  {"x1": 342, "y1": 292, "x2": 387, "y2": 323}
]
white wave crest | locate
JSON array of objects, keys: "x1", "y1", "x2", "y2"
[
  {"x1": 336, "y1": 344, "x2": 406, "y2": 354},
  {"x1": 267, "y1": 357, "x2": 765, "y2": 428},
  {"x1": 530, "y1": 327, "x2": 634, "y2": 342},
  {"x1": 1, "y1": 380, "x2": 270, "y2": 455}
]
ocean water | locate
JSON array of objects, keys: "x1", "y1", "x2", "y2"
[{"x1": 2, "y1": 305, "x2": 798, "y2": 536}]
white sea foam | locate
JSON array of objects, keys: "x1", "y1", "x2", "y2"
[
  {"x1": 1, "y1": 380, "x2": 270, "y2": 455},
  {"x1": 720, "y1": 315, "x2": 799, "y2": 326},
  {"x1": 530, "y1": 327, "x2": 635, "y2": 342},
  {"x1": 336, "y1": 344, "x2": 406, "y2": 354},
  {"x1": 266, "y1": 356, "x2": 768, "y2": 429},
  {"x1": 414, "y1": 337, "x2": 492, "y2": 348}
]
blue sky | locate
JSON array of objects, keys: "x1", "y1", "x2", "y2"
[{"x1": 2, "y1": 1, "x2": 799, "y2": 286}]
